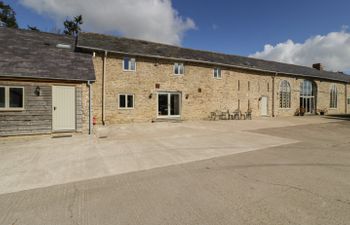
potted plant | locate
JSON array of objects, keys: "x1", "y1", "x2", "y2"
[
  {"x1": 318, "y1": 108, "x2": 328, "y2": 116},
  {"x1": 295, "y1": 107, "x2": 305, "y2": 116}
]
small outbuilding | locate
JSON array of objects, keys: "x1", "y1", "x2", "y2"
[{"x1": 0, "y1": 28, "x2": 95, "y2": 136}]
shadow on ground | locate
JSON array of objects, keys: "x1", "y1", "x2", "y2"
[{"x1": 324, "y1": 114, "x2": 350, "y2": 121}]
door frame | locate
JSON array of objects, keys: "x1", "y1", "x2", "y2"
[
  {"x1": 300, "y1": 96, "x2": 316, "y2": 114},
  {"x1": 52, "y1": 85, "x2": 76, "y2": 132},
  {"x1": 156, "y1": 91, "x2": 182, "y2": 119},
  {"x1": 300, "y1": 80, "x2": 317, "y2": 114},
  {"x1": 260, "y1": 95, "x2": 269, "y2": 116}
]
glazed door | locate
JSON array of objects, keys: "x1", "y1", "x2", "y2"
[
  {"x1": 157, "y1": 92, "x2": 181, "y2": 118},
  {"x1": 300, "y1": 96, "x2": 315, "y2": 114}
]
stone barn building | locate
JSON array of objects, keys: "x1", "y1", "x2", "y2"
[
  {"x1": 76, "y1": 33, "x2": 350, "y2": 125},
  {"x1": 1, "y1": 28, "x2": 350, "y2": 136}
]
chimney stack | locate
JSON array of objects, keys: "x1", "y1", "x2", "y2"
[{"x1": 312, "y1": 63, "x2": 323, "y2": 71}]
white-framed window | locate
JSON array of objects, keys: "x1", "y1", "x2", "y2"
[
  {"x1": 0, "y1": 86, "x2": 24, "y2": 110},
  {"x1": 118, "y1": 94, "x2": 134, "y2": 109},
  {"x1": 213, "y1": 68, "x2": 221, "y2": 79},
  {"x1": 347, "y1": 97, "x2": 350, "y2": 105},
  {"x1": 123, "y1": 57, "x2": 136, "y2": 71},
  {"x1": 329, "y1": 84, "x2": 338, "y2": 108},
  {"x1": 174, "y1": 63, "x2": 184, "y2": 75},
  {"x1": 279, "y1": 80, "x2": 291, "y2": 108}
]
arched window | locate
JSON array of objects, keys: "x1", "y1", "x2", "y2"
[
  {"x1": 279, "y1": 80, "x2": 291, "y2": 108},
  {"x1": 330, "y1": 84, "x2": 338, "y2": 108},
  {"x1": 300, "y1": 80, "x2": 317, "y2": 114}
]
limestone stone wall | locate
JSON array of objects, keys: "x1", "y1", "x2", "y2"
[
  {"x1": 347, "y1": 84, "x2": 350, "y2": 113},
  {"x1": 92, "y1": 53, "x2": 348, "y2": 124},
  {"x1": 273, "y1": 77, "x2": 347, "y2": 116},
  {"x1": 80, "y1": 83, "x2": 91, "y2": 133},
  {"x1": 316, "y1": 81, "x2": 345, "y2": 114}
]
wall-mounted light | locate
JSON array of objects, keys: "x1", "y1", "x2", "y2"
[
  {"x1": 185, "y1": 94, "x2": 189, "y2": 99},
  {"x1": 35, "y1": 86, "x2": 41, "y2": 96},
  {"x1": 149, "y1": 93, "x2": 153, "y2": 99}
]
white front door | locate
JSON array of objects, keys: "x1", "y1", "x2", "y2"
[
  {"x1": 260, "y1": 96, "x2": 268, "y2": 116},
  {"x1": 157, "y1": 92, "x2": 181, "y2": 118},
  {"x1": 52, "y1": 86, "x2": 76, "y2": 131}
]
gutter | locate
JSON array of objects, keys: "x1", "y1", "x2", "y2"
[
  {"x1": 345, "y1": 83, "x2": 348, "y2": 114},
  {"x1": 76, "y1": 45, "x2": 350, "y2": 84},
  {"x1": 102, "y1": 51, "x2": 108, "y2": 125},
  {"x1": 87, "y1": 80, "x2": 93, "y2": 134},
  {"x1": 0, "y1": 74, "x2": 95, "y2": 82},
  {"x1": 272, "y1": 73, "x2": 277, "y2": 117}
]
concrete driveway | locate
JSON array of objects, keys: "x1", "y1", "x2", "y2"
[
  {"x1": 0, "y1": 116, "x2": 336, "y2": 195},
  {"x1": 0, "y1": 117, "x2": 349, "y2": 225}
]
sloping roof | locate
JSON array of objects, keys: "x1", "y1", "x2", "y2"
[
  {"x1": 0, "y1": 27, "x2": 95, "y2": 81},
  {"x1": 77, "y1": 32, "x2": 350, "y2": 83}
]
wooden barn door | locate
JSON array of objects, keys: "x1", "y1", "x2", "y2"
[{"x1": 52, "y1": 86, "x2": 76, "y2": 132}]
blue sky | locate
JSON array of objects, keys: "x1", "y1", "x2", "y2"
[
  {"x1": 175, "y1": 0, "x2": 350, "y2": 55},
  {"x1": 4, "y1": 0, "x2": 350, "y2": 72}
]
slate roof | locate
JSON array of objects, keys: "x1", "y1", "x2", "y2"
[
  {"x1": 0, "y1": 27, "x2": 95, "y2": 81},
  {"x1": 77, "y1": 32, "x2": 350, "y2": 83}
]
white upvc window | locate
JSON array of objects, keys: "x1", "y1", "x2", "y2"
[
  {"x1": 213, "y1": 67, "x2": 221, "y2": 79},
  {"x1": 118, "y1": 94, "x2": 134, "y2": 109},
  {"x1": 123, "y1": 57, "x2": 136, "y2": 71},
  {"x1": 0, "y1": 86, "x2": 24, "y2": 111},
  {"x1": 174, "y1": 63, "x2": 184, "y2": 75}
]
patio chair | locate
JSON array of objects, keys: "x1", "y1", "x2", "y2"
[
  {"x1": 240, "y1": 111, "x2": 246, "y2": 120},
  {"x1": 214, "y1": 110, "x2": 223, "y2": 120},
  {"x1": 245, "y1": 109, "x2": 252, "y2": 120},
  {"x1": 209, "y1": 110, "x2": 222, "y2": 120},
  {"x1": 209, "y1": 111, "x2": 217, "y2": 120},
  {"x1": 218, "y1": 110, "x2": 230, "y2": 120},
  {"x1": 231, "y1": 110, "x2": 240, "y2": 120}
]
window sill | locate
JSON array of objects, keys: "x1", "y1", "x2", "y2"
[
  {"x1": 0, "y1": 108, "x2": 25, "y2": 112},
  {"x1": 118, "y1": 108, "x2": 134, "y2": 110},
  {"x1": 123, "y1": 69, "x2": 136, "y2": 72}
]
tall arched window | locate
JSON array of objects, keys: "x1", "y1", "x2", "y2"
[
  {"x1": 300, "y1": 80, "x2": 317, "y2": 114},
  {"x1": 330, "y1": 84, "x2": 338, "y2": 108},
  {"x1": 279, "y1": 80, "x2": 291, "y2": 108}
]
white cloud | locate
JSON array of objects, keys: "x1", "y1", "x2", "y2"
[
  {"x1": 250, "y1": 30, "x2": 350, "y2": 73},
  {"x1": 19, "y1": 0, "x2": 196, "y2": 45}
]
